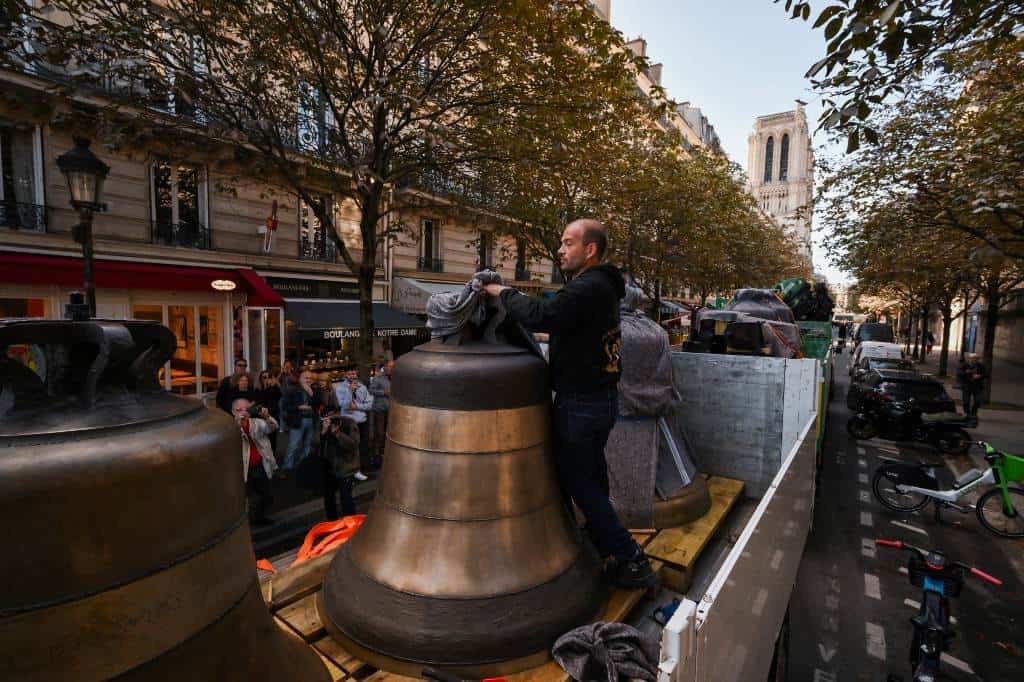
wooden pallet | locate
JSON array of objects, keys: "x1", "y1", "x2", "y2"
[
  {"x1": 263, "y1": 476, "x2": 745, "y2": 681},
  {"x1": 644, "y1": 476, "x2": 745, "y2": 593}
]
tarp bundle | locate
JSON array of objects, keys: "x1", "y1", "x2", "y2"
[
  {"x1": 693, "y1": 308, "x2": 804, "y2": 359},
  {"x1": 773, "y1": 277, "x2": 835, "y2": 321},
  {"x1": 617, "y1": 285, "x2": 678, "y2": 417},
  {"x1": 727, "y1": 288, "x2": 795, "y2": 322},
  {"x1": 425, "y1": 270, "x2": 504, "y2": 338}
]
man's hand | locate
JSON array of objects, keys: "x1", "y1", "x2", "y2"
[
  {"x1": 349, "y1": 401, "x2": 357, "y2": 411},
  {"x1": 483, "y1": 283, "x2": 508, "y2": 297},
  {"x1": 259, "y1": 407, "x2": 270, "y2": 419}
]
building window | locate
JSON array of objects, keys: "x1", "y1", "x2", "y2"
[
  {"x1": 478, "y1": 230, "x2": 494, "y2": 270},
  {"x1": 763, "y1": 136, "x2": 774, "y2": 183},
  {"x1": 419, "y1": 218, "x2": 443, "y2": 272},
  {"x1": 134, "y1": 303, "x2": 224, "y2": 396},
  {"x1": 299, "y1": 194, "x2": 337, "y2": 262},
  {"x1": 0, "y1": 125, "x2": 45, "y2": 232},
  {"x1": 151, "y1": 160, "x2": 210, "y2": 249},
  {"x1": 779, "y1": 134, "x2": 790, "y2": 181},
  {"x1": 296, "y1": 82, "x2": 334, "y2": 155}
]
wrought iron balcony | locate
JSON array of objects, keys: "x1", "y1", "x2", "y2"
[
  {"x1": 400, "y1": 168, "x2": 497, "y2": 212},
  {"x1": 418, "y1": 256, "x2": 444, "y2": 273},
  {"x1": 300, "y1": 233, "x2": 337, "y2": 263},
  {"x1": 151, "y1": 220, "x2": 211, "y2": 250},
  {"x1": 0, "y1": 201, "x2": 46, "y2": 232}
]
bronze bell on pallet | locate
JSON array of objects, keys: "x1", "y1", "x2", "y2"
[
  {"x1": 0, "y1": 318, "x2": 329, "y2": 682},
  {"x1": 319, "y1": 306, "x2": 606, "y2": 677}
]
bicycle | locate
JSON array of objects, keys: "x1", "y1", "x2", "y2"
[
  {"x1": 872, "y1": 440, "x2": 1024, "y2": 537},
  {"x1": 876, "y1": 539, "x2": 1002, "y2": 682}
]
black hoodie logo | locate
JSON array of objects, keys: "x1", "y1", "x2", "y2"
[{"x1": 602, "y1": 326, "x2": 622, "y2": 375}]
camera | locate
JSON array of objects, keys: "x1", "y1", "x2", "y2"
[
  {"x1": 328, "y1": 414, "x2": 343, "y2": 425},
  {"x1": 247, "y1": 404, "x2": 263, "y2": 418}
]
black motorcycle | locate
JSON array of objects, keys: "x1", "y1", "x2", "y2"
[{"x1": 847, "y1": 395, "x2": 972, "y2": 455}]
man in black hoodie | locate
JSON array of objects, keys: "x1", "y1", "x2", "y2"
[{"x1": 484, "y1": 219, "x2": 656, "y2": 589}]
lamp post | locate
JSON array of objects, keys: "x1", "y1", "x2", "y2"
[{"x1": 56, "y1": 138, "x2": 110, "y2": 318}]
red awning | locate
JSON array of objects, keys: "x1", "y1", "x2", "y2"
[{"x1": 0, "y1": 252, "x2": 284, "y2": 306}]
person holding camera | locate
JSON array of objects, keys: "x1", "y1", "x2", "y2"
[
  {"x1": 320, "y1": 413, "x2": 361, "y2": 520},
  {"x1": 335, "y1": 368, "x2": 374, "y2": 481},
  {"x1": 232, "y1": 397, "x2": 278, "y2": 526}
]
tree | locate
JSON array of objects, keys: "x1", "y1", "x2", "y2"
[
  {"x1": 778, "y1": 0, "x2": 1024, "y2": 150},
  {"x1": 25, "y1": 0, "x2": 643, "y2": 379}
]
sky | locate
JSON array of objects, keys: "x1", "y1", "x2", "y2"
[{"x1": 611, "y1": 0, "x2": 849, "y2": 283}]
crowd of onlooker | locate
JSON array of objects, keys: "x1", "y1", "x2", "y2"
[{"x1": 217, "y1": 357, "x2": 394, "y2": 526}]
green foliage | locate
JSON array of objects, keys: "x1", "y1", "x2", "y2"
[{"x1": 778, "y1": 0, "x2": 1024, "y2": 149}]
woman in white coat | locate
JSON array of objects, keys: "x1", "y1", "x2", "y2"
[{"x1": 232, "y1": 397, "x2": 279, "y2": 526}]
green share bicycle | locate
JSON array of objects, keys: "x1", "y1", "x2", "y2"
[{"x1": 872, "y1": 441, "x2": 1024, "y2": 538}]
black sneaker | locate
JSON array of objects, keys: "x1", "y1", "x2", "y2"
[{"x1": 606, "y1": 550, "x2": 658, "y2": 590}]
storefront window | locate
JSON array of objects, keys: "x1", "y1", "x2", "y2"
[
  {"x1": 168, "y1": 305, "x2": 197, "y2": 396},
  {"x1": 198, "y1": 305, "x2": 222, "y2": 394},
  {"x1": 0, "y1": 297, "x2": 45, "y2": 318},
  {"x1": 132, "y1": 304, "x2": 167, "y2": 387},
  {"x1": 247, "y1": 308, "x2": 263, "y2": 371},
  {"x1": 265, "y1": 308, "x2": 282, "y2": 373}
]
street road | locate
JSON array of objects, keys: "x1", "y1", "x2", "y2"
[{"x1": 790, "y1": 351, "x2": 1024, "y2": 681}]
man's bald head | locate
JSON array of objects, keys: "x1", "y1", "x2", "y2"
[
  {"x1": 566, "y1": 219, "x2": 608, "y2": 260},
  {"x1": 559, "y1": 218, "x2": 608, "y2": 277}
]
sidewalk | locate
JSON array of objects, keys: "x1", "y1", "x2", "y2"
[{"x1": 914, "y1": 352, "x2": 1024, "y2": 453}]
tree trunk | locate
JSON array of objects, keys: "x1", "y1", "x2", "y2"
[
  {"x1": 981, "y1": 279, "x2": 1001, "y2": 404},
  {"x1": 938, "y1": 300, "x2": 953, "y2": 377},
  {"x1": 356, "y1": 188, "x2": 384, "y2": 386},
  {"x1": 653, "y1": 279, "x2": 662, "y2": 323},
  {"x1": 918, "y1": 305, "x2": 929, "y2": 364}
]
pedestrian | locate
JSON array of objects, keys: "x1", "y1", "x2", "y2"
[
  {"x1": 335, "y1": 368, "x2": 374, "y2": 481},
  {"x1": 319, "y1": 413, "x2": 361, "y2": 520},
  {"x1": 483, "y1": 218, "x2": 656, "y2": 589},
  {"x1": 280, "y1": 370, "x2": 317, "y2": 473},
  {"x1": 369, "y1": 360, "x2": 394, "y2": 463},
  {"x1": 315, "y1": 372, "x2": 341, "y2": 417},
  {"x1": 255, "y1": 370, "x2": 282, "y2": 458},
  {"x1": 216, "y1": 357, "x2": 252, "y2": 413},
  {"x1": 231, "y1": 397, "x2": 278, "y2": 526},
  {"x1": 957, "y1": 352, "x2": 987, "y2": 417},
  {"x1": 925, "y1": 331, "x2": 936, "y2": 356},
  {"x1": 230, "y1": 373, "x2": 257, "y2": 406}
]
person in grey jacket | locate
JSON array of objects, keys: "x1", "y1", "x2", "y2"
[
  {"x1": 319, "y1": 414, "x2": 360, "y2": 519},
  {"x1": 369, "y1": 360, "x2": 394, "y2": 462},
  {"x1": 335, "y1": 369, "x2": 374, "y2": 479}
]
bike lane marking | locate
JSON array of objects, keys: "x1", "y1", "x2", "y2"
[
  {"x1": 858, "y1": 472, "x2": 869, "y2": 484},
  {"x1": 859, "y1": 458, "x2": 867, "y2": 468},
  {"x1": 860, "y1": 511, "x2": 874, "y2": 527},
  {"x1": 865, "y1": 621, "x2": 887, "y2": 661},
  {"x1": 859, "y1": 489, "x2": 871, "y2": 503},
  {"x1": 890, "y1": 520, "x2": 929, "y2": 536},
  {"x1": 857, "y1": 446, "x2": 866, "y2": 455},
  {"x1": 864, "y1": 573, "x2": 881, "y2": 600},
  {"x1": 940, "y1": 652, "x2": 975, "y2": 674},
  {"x1": 861, "y1": 537, "x2": 876, "y2": 558}
]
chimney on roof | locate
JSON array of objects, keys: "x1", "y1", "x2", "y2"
[
  {"x1": 624, "y1": 37, "x2": 647, "y2": 58},
  {"x1": 647, "y1": 63, "x2": 663, "y2": 86}
]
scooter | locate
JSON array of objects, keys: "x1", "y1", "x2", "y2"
[
  {"x1": 876, "y1": 539, "x2": 1001, "y2": 682},
  {"x1": 847, "y1": 397, "x2": 972, "y2": 455}
]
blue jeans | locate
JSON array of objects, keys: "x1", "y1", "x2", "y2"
[
  {"x1": 553, "y1": 386, "x2": 635, "y2": 561},
  {"x1": 283, "y1": 418, "x2": 314, "y2": 470}
]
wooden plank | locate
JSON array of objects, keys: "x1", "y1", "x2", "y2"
[
  {"x1": 646, "y1": 476, "x2": 744, "y2": 571},
  {"x1": 262, "y1": 551, "x2": 338, "y2": 612},
  {"x1": 314, "y1": 636, "x2": 358, "y2": 672},
  {"x1": 315, "y1": 648, "x2": 348, "y2": 682},
  {"x1": 276, "y1": 593, "x2": 326, "y2": 642}
]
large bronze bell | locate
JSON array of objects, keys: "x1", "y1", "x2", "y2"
[
  {"x1": 0, "y1": 318, "x2": 328, "y2": 682},
  {"x1": 319, "y1": 314, "x2": 605, "y2": 677}
]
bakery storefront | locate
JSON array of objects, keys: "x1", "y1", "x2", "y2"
[
  {"x1": 263, "y1": 275, "x2": 427, "y2": 378},
  {"x1": 0, "y1": 251, "x2": 282, "y2": 397}
]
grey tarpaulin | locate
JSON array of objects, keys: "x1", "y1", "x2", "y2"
[
  {"x1": 618, "y1": 285, "x2": 678, "y2": 417},
  {"x1": 552, "y1": 621, "x2": 660, "y2": 682},
  {"x1": 425, "y1": 270, "x2": 504, "y2": 338}
]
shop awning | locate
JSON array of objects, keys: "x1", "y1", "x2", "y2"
[
  {"x1": 286, "y1": 300, "x2": 426, "y2": 339},
  {"x1": 393, "y1": 277, "x2": 462, "y2": 314},
  {"x1": 0, "y1": 252, "x2": 283, "y2": 305}
]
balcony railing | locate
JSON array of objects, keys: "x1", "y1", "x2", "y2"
[
  {"x1": 0, "y1": 201, "x2": 46, "y2": 232},
  {"x1": 418, "y1": 256, "x2": 444, "y2": 273},
  {"x1": 151, "y1": 220, "x2": 211, "y2": 250},
  {"x1": 400, "y1": 168, "x2": 497, "y2": 212}
]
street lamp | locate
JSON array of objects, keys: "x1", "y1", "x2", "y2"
[{"x1": 56, "y1": 138, "x2": 110, "y2": 318}]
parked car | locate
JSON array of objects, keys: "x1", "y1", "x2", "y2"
[
  {"x1": 850, "y1": 340, "x2": 904, "y2": 376},
  {"x1": 847, "y1": 369, "x2": 970, "y2": 454},
  {"x1": 847, "y1": 358, "x2": 917, "y2": 410},
  {"x1": 853, "y1": 322, "x2": 895, "y2": 349}
]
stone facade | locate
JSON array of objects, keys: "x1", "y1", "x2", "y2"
[{"x1": 745, "y1": 102, "x2": 814, "y2": 264}]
